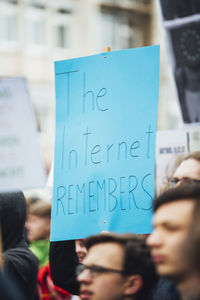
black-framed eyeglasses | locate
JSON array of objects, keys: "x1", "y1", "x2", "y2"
[
  {"x1": 76, "y1": 263, "x2": 124, "y2": 278},
  {"x1": 167, "y1": 177, "x2": 200, "y2": 188}
]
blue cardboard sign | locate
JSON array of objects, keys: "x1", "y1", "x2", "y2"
[{"x1": 50, "y1": 46, "x2": 160, "y2": 241}]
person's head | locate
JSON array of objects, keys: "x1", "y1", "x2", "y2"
[
  {"x1": 25, "y1": 200, "x2": 51, "y2": 242},
  {"x1": 76, "y1": 239, "x2": 87, "y2": 263},
  {"x1": 0, "y1": 191, "x2": 26, "y2": 250},
  {"x1": 77, "y1": 233, "x2": 157, "y2": 300},
  {"x1": 182, "y1": 197, "x2": 200, "y2": 274},
  {"x1": 168, "y1": 151, "x2": 200, "y2": 187},
  {"x1": 147, "y1": 182, "x2": 200, "y2": 284}
]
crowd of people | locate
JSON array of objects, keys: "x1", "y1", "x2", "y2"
[{"x1": 0, "y1": 150, "x2": 200, "y2": 299}]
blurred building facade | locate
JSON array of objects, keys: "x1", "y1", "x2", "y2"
[{"x1": 0, "y1": 0, "x2": 181, "y2": 170}]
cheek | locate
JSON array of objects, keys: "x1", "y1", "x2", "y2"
[
  {"x1": 28, "y1": 223, "x2": 36, "y2": 233},
  {"x1": 38, "y1": 220, "x2": 48, "y2": 231},
  {"x1": 169, "y1": 234, "x2": 185, "y2": 248},
  {"x1": 81, "y1": 248, "x2": 87, "y2": 256},
  {"x1": 32, "y1": 222, "x2": 41, "y2": 232},
  {"x1": 167, "y1": 235, "x2": 186, "y2": 261},
  {"x1": 94, "y1": 277, "x2": 124, "y2": 299},
  {"x1": 30, "y1": 222, "x2": 44, "y2": 236}
]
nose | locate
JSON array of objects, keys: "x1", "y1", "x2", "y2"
[
  {"x1": 76, "y1": 242, "x2": 81, "y2": 253},
  {"x1": 25, "y1": 221, "x2": 29, "y2": 230},
  {"x1": 77, "y1": 268, "x2": 92, "y2": 284},
  {"x1": 146, "y1": 230, "x2": 162, "y2": 248}
]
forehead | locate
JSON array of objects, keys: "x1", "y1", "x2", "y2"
[
  {"x1": 76, "y1": 239, "x2": 86, "y2": 247},
  {"x1": 84, "y1": 242, "x2": 124, "y2": 268},
  {"x1": 27, "y1": 214, "x2": 40, "y2": 220},
  {"x1": 174, "y1": 158, "x2": 200, "y2": 179},
  {"x1": 28, "y1": 214, "x2": 45, "y2": 220},
  {"x1": 154, "y1": 200, "x2": 195, "y2": 226}
]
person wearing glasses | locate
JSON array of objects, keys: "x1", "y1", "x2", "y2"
[
  {"x1": 76, "y1": 233, "x2": 157, "y2": 300},
  {"x1": 152, "y1": 151, "x2": 200, "y2": 300},
  {"x1": 147, "y1": 182, "x2": 200, "y2": 300},
  {"x1": 167, "y1": 151, "x2": 200, "y2": 188}
]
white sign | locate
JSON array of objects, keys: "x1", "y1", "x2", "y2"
[
  {"x1": 156, "y1": 129, "x2": 188, "y2": 196},
  {"x1": 0, "y1": 77, "x2": 46, "y2": 192}
]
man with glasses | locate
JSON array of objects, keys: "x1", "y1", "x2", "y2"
[
  {"x1": 150, "y1": 151, "x2": 200, "y2": 300},
  {"x1": 147, "y1": 182, "x2": 200, "y2": 300},
  {"x1": 76, "y1": 233, "x2": 157, "y2": 300},
  {"x1": 50, "y1": 152, "x2": 200, "y2": 299},
  {"x1": 167, "y1": 151, "x2": 200, "y2": 188}
]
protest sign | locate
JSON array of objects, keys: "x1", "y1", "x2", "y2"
[
  {"x1": 188, "y1": 128, "x2": 200, "y2": 153},
  {"x1": 156, "y1": 129, "x2": 188, "y2": 196},
  {"x1": 159, "y1": 1, "x2": 200, "y2": 124},
  {"x1": 0, "y1": 77, "x2": 46, "y2": 192},
  {"x1": 51, "y1": 46, "x2": 160, "y2": 241}
]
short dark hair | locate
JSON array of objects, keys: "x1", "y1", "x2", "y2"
[
  {"x1": 183, "y1": 198, "x2": 200, "y2": 271},
  {"x1": 154, "y1": 182, "x2": 200, "y2": 212},
  {"x1": 86, "y1": 233, "x2": 157, "y2": 300}
]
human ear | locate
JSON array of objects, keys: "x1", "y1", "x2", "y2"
[{"x1": 124, "y1": 274, "x2": 143, "y2": 296}]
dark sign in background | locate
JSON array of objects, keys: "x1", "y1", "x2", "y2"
[{"x1": 159, "y1": 0, "x2": 200, "y2": 124}]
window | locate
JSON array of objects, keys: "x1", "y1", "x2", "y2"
[
  {"x1": 0, "y1": 3, "x2": 18, "y2": 43},
  {"x1": 99, "y1": 10, "x2": 143, "y2": 50},
  {"x1": 27, "y1": 19, "x2": 45, "y2": 45},
  {"x1": 55, "y1": 24, "x2": 69, "y2": 48},
  {"x1": 0, "y1": 14, "x2": 18, "y2": 41},
  {"x1": 25, "y1": 7, "x2": 46, "y2": 46},
  {"x1": 53, "y1": 12, "x2": 73, "y2": 50}
]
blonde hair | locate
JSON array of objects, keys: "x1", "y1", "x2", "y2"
[{"x1": 28, "y1": 201, "x2": 51, "y2": 219}]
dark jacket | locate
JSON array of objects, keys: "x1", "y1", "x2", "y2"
[
  {"x1": 0, "y1": 271, "x2": 26, "y2": 300},
  {"x1": 50, "y1": 240, "x2": 79, "y2": 295},
  {"x1": 153, "y1": 278, "x2": 180, "y2": 300},
  {"x1": 0, "y1": 192, "x2": 38, "y2": 299}
]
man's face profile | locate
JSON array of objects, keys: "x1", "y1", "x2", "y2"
[
  {"x1": 25, "y1": 214, "x2": 50, "y2": 241},
  {"x1": 77, "y1": 242, "x2": 139, "y2": 300},
  {"x1": 147, "y1": 199, "x2": 195, "y2": 281}
]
